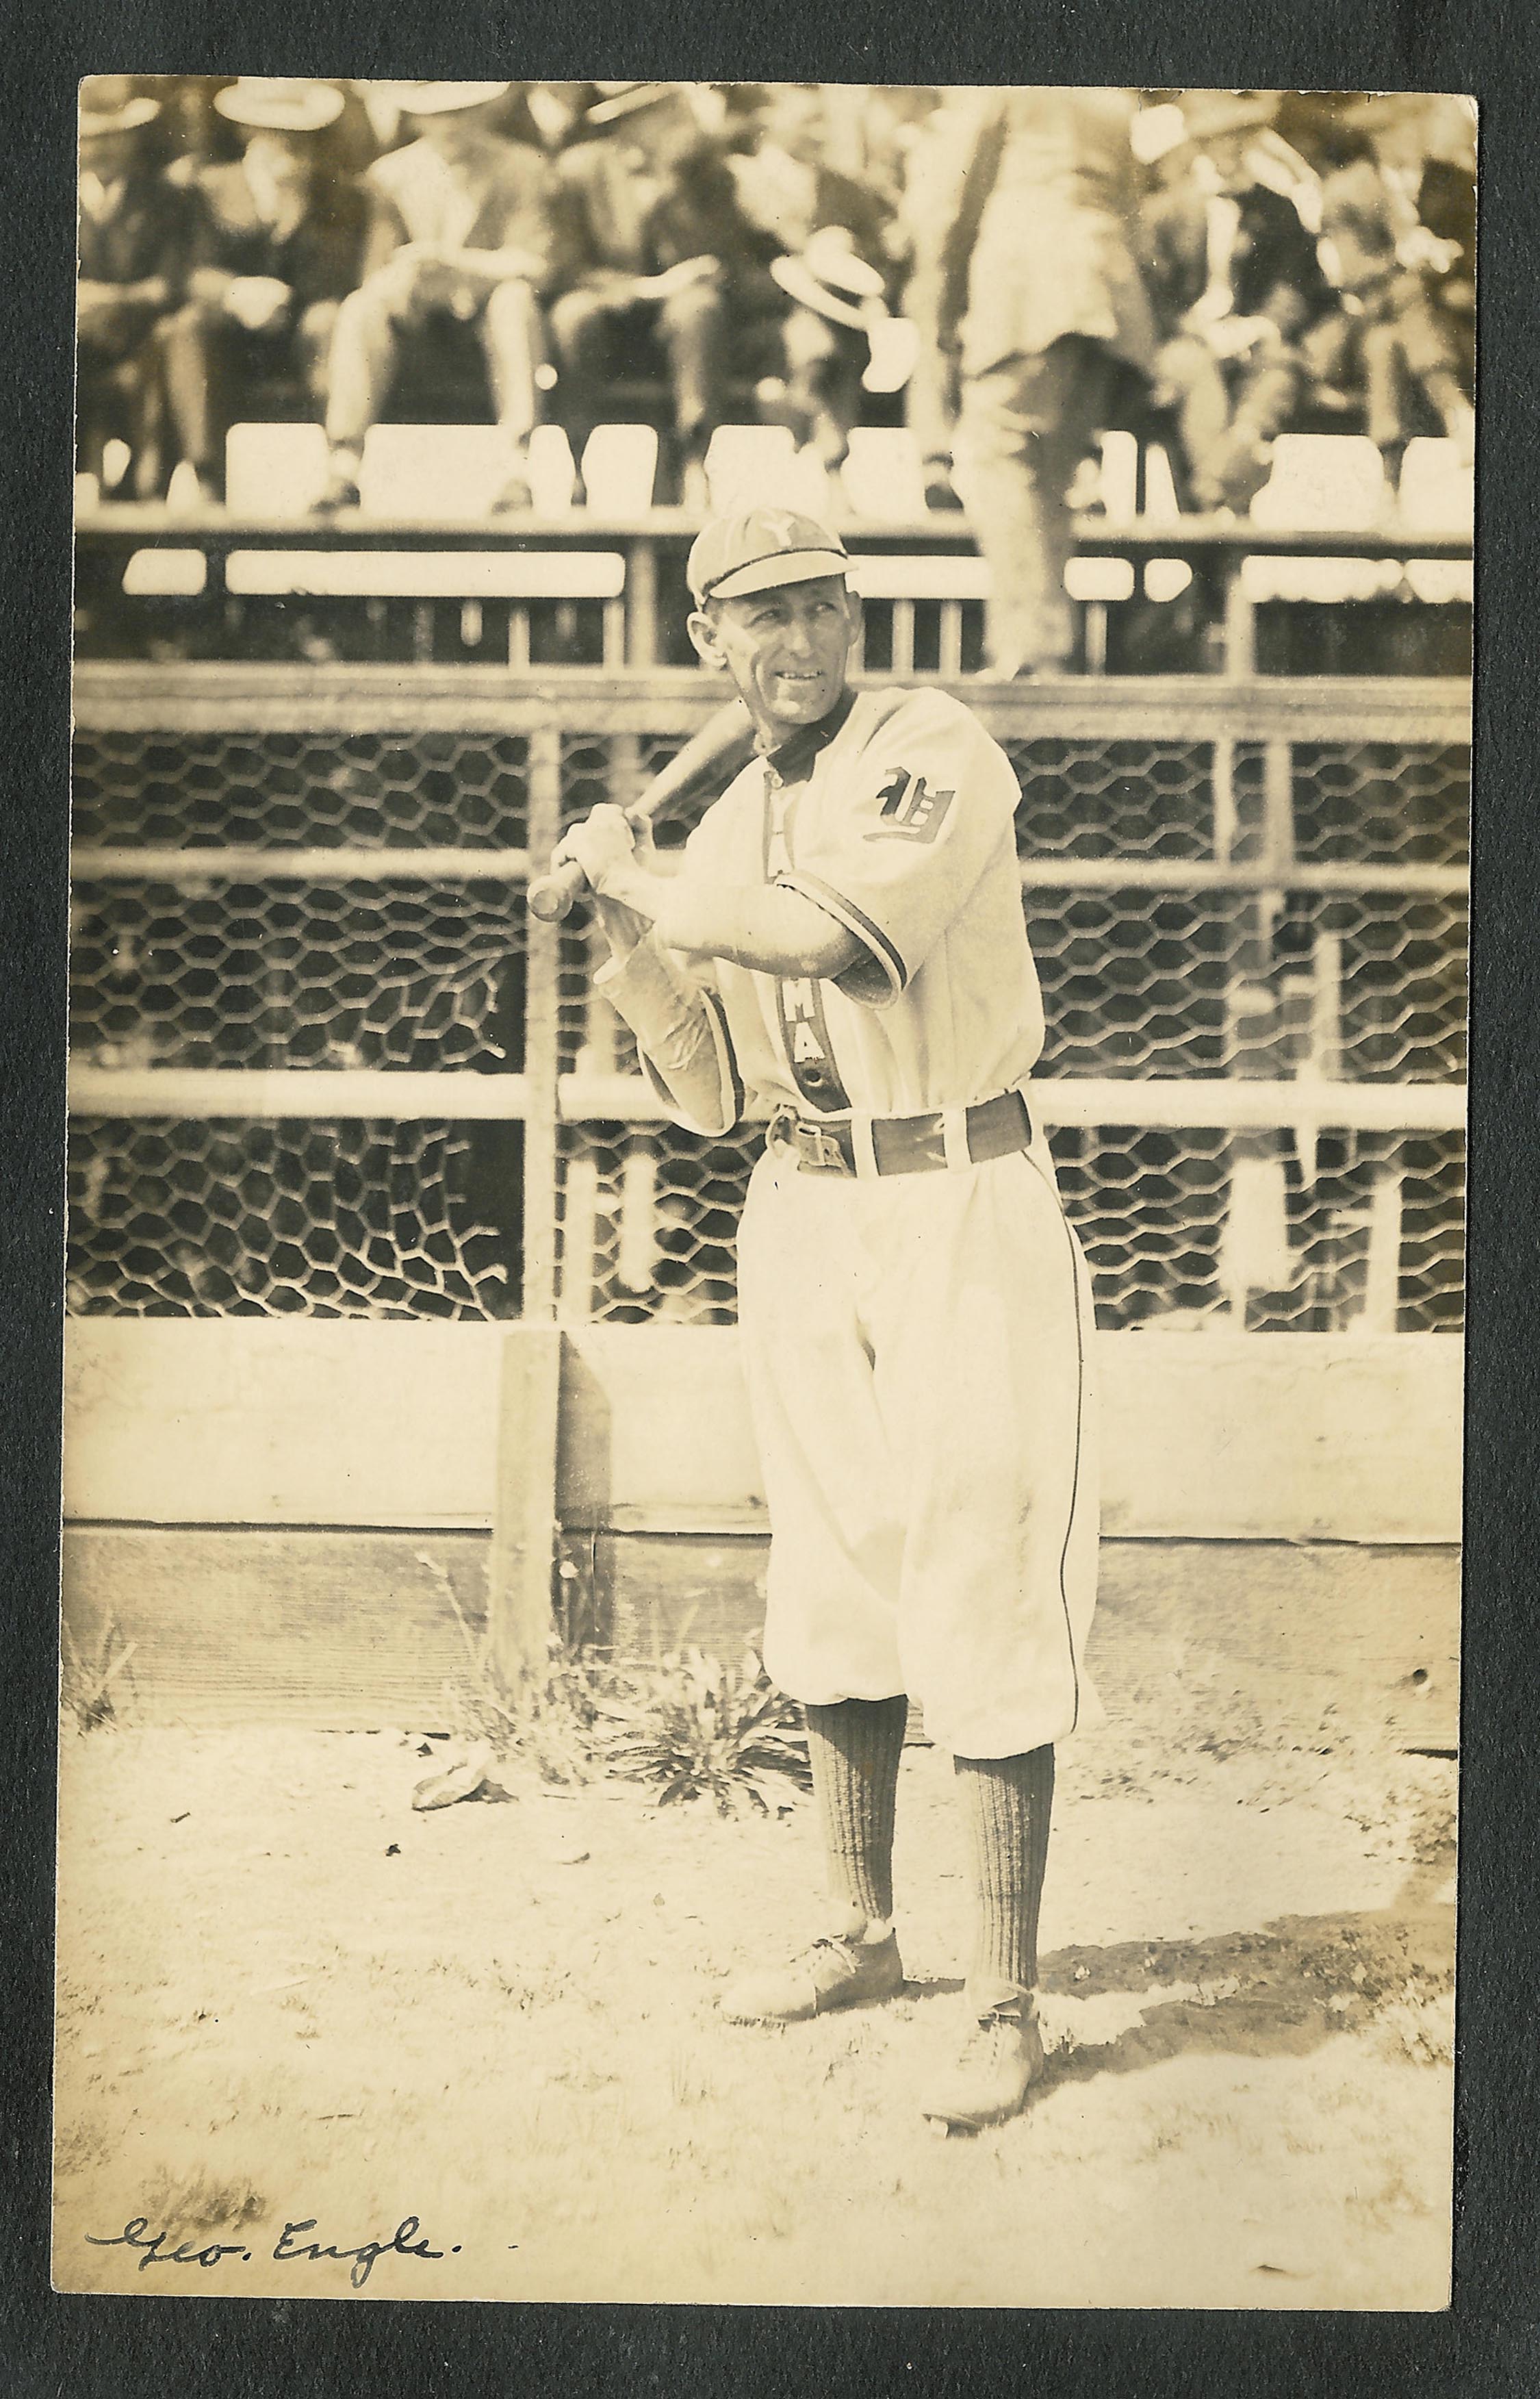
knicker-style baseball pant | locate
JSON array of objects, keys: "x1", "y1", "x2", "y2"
[{"x1": 738, "y1": 1133, "x2": 1099, "y2": 1760}]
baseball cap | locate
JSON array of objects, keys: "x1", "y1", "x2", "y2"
[{"x1": 686, "y1": 509, "x2": 851, "y2": 607}]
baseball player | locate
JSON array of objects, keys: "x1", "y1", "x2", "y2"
[{"x1": 552, "y1": 507, "x2": 1099, "y2": 2130}]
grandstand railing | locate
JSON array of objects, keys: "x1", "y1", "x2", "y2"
[
  {"x1": 68, "y1": 665, "x2": 1468, "y2": 1338},
  {"x1": 75, "y1": 507, "x2": 1474, "y2": 677}
]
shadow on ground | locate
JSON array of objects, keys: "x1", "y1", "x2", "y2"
[{"x1": 1027, "y1": 1857, "x2": 1452, "y2": 2096}]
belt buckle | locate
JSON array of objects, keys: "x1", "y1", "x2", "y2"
[{"x1": 801, "y1": 1122, "x2": 852, "y2": 1175}]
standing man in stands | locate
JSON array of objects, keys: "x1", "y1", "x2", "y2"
[
  {"x1": 77, "y1": 78, "x2": 189, "y2": 502},
  {"x1": 938, "y1": 87, "x2": 1155, "y2": 679},
  {"x1": 159, "y1": 79, "x2": 368, "y2": 505},
  {"x1": 548, "y1": 84, "x2": 785, "y2": 510},
  {"x1": 315, "y1": 81, "x2": 556, "y2": 514}
]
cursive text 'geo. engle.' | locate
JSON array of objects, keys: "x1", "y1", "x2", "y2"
[{"x1": 86, "y1": 2212, "x2": 467, "y2": 2288}]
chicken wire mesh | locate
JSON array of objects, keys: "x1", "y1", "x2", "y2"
[
  {"x1": 66, "y1": 1117, "x2": 522, "y2": 1318},
  {"x1": 559, "y1": 885, "x2": 1467, "y2": 1087},
  {"x1": 557, "y1": 731, "x2": 1472, "y2": 869},
  {"x1": 70, "y1": 878, "x2": 525, "y2": 1072},
  {"x1": 72, "y1": 729, "x2": 529, "y2": 850},
  {"x1": 554, "y1": 1119, "x2": 1465, "y2": 1334},
  {"x1": 68, "y1": 714, "x2": 1467, "y2": 1330}
]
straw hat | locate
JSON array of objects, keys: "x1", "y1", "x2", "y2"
[
  {"x1": 374, "y1": 81, "x2": 512, "y2": 118},
  {"x1": 214, "y1": 78, "x2": 346, "y2": 134},
  {"x1": 79, "y1": 77, "x2": 161, "y2": 136},
  {"x1": 585, "y1": 82, "x2": 688, "y2": 127},
  {"x1": 770, "y1": 227, "x2": 888, "y2": 333}
]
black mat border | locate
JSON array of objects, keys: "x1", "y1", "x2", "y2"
[{"x1": 4, "y1": 5, "x2": 1536, "y2": 2394}]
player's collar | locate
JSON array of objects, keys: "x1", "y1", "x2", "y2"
[{"x1": 759, "y1": 688, "x2": 857, "y2": 789}]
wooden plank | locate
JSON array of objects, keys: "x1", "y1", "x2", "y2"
[
  {"x1": 66, "y1": 1067, "x2": 1466, "y2": 1130},
  {"x1": 66, "y1": 1067, "x2": 531, "y2": 1119},
  {"x1": 62, "y1": 1317, "x2": 508, "y2": 1527},
  {"x1": 77, "y1": 500, "x2": 1474, "y2": 554},
  {"x1": 59, "y1": 1525, "x2": 1459, "y2": 1750},
  {"x1": 59, "y1": 1524, "x2": 489, "y2": 1730},
  {"x1": 70, "y1": 661, "x2": 1470, "y2": 745},
  {"x1": 62, "y1": 1319, "x2": 1465, "y2": 1543},
  {"x1": 550, "y1": 1076, "x2": 1465, "y2": 1130},
  {"x1": 66, "y1": 849, "x2": 1465, "y2": 897},
  {"x1": 521, "y1": 726, "x2": 563, "y2": 1315},
  {"x1": 486, "y1": 1323, "x2": 561, "y2": 1688},
  {"x1": 70, "y1": 847, "x2": 534, "y2": 883}
]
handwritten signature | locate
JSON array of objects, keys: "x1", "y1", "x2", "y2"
[{"x1": 86, "y1": 2214, "x2": 483, "y2": 2289}]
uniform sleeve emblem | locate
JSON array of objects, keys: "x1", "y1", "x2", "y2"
[{"x1": 867, "y1": 767, "x2": 955, "y2": 843}]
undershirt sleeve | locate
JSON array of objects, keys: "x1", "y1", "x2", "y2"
[{"x1": 593, "y1": 934, "x2": 743, "y2": 1137}]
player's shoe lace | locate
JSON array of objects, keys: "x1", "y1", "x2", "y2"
[
  {"x1": 921, "y1": 2004, "x2": 1045, "y2": 2131},
  {"x1": 719, "y1": 1929, "x2": 904, "y2": 2023}
]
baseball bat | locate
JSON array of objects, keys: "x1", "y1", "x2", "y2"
[{"x1": 527, "y1": 698, "x2": 757, "y2": 923}]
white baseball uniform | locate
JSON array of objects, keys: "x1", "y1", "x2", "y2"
[{"x1": 595, "y1": 683, "x2": 1099, "y2": 1758}]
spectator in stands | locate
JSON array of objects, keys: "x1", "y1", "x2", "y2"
[
  {"x1": 938, "y1": 87, "x2": 1156, "y2": 677},
  {"x1": 1313, "y1": 94, "x2": 1475, "y2": 481},
  {"x1": 732, "y1": 84, "x2": 895, "y2": 499},
  {"x1": 315, "y1": 81, "x2": 556, "y2": 514},
  {"x1": 509, "y1": 82, "x2": 602, "y2": 153},
  {"x1": 1140, "y1": 91, "x2": 1335, "y2": 513},
  {"x1": 157, "y1": 81, "x2": 368, "y2": 504},
  {"x1": 77, "y1": 79, "x2": 189, "y2": 501},
  {"x1": 894, "y1": 88, "x2": 975, "y2": 508},
  {"x1": 548, "y1": 83, "x2": 786, "y2": 509}
]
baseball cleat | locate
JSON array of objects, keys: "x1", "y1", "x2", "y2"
[
  {"x1": 719, "y1": 1931, "x2": 903, "y2": 2024},
  {"x1": 920, "y1": 2005, "x2": 1045, "y2": 2132}
]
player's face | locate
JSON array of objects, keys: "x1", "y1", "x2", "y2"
[{"x1": 691, "y1": 577, "x2": 858, "y2": 737}]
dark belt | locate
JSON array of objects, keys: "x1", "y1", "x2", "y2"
[{"x1": 768, "y1": 1089, "x2": 1034, "y2": 1178}]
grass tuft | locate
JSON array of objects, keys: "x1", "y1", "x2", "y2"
[{"x1": 61, "y1": 1616, "x2": 138, "y2": 1734}]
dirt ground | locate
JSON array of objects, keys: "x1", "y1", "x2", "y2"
[{"x1": 53, "y1": 1658, "x2": 1455, "y2": 2311}]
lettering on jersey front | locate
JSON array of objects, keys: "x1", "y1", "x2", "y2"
[
  {"x1": 867, "y1": 767, "x2": 955, "y2": 843},
  {"x1": 762, "y1": 767, "x2": 852, "y2": 1115},
  {"x1": 775, "y1": 974, "x2": 852, "y2": 1113}
]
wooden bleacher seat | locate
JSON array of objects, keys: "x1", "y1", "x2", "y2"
[
  {"x1": 225, "y1": 422, "x2": 331, "y2": 516},
  {"x1": 703, "y1": 424, "x2": 833, "y2": 516},
  {"x1": 1398, "y1": 437, "x2": 1474, "y2": 535},
  {"x1": 1398, "y1": 446, "x2": 1474, "y2": 602},
  {"x1": 1249, "y1": 433, "x2": 1389, "y2": 532},
  {"x1": 221, "y1": 541, "x2": 628, "y2": 665},
  {"x1": 224, "y1": 420, "x2": 660, "y2": 520},
  {"x1": 577, "y1": 424, "x2": 659, "y2": 514},
  {"x1": 840, "y1": 428, "x2": 927, "y2": 522}
]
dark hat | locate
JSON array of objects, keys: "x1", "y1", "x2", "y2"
[
  {"x1": 214, "y1": 78, "x2": 346, "y2": 134},
  {"x1": 687, "y1": 507, "x2": 850, "y2": 606}
]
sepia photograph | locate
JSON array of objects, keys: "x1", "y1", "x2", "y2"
[{"x1": 56, "y1": 75, "x2": 1470, "y2": 2308}]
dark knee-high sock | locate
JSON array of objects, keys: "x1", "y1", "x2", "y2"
[
  {"x1": 953, "y1": 1746, "x2": 1055, "y2": 2005},
  {"x1": 804, "y1": 1696, "x2": 908, "y2": 1928}
]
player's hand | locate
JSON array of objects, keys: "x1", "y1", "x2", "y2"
[{"x1": 552, "y1": 804, "x2": 638, "y2": 898}]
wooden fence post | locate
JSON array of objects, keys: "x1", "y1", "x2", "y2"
[
  {"x1": 487, "y1": 1322, "x2": 563, "y2": 1690},
  {"x1": 487, "y1": 719, "x2": 565, "y2": 1689}
]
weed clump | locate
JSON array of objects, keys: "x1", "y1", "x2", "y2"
[{"x1": 419, "y1": 1551, "x2": 811, "y2": 1814}]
